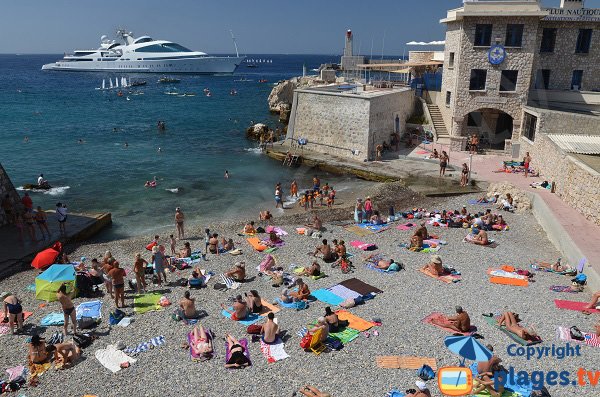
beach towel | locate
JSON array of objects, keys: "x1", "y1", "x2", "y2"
[
  {"x1": 468, "y1": 199, "x2": 491, "y2": 205},
  {"x1": 549, "y1": 285, "x2": 579, "y2": 293},
  {"x1": 489, "y1": 276, "x2": 528, "y2": 287},
  {"x1": 424, "y1": 238, "x2": 447, "y2": 246},
  {"x1": 260, "y1": 338, "x2": 289, "y2": 363},
  {"x1": 1, "y1": 312, "x2": 33, "y2": 334},
  {"x1": 470, "y1": 363, "x2": 532, "y2": 397},
  {"x1": 123, "y1": 335, "x2": 166, "y2": 356},
  {"x1": 292, "y1": 267, "x2": 327, "y2": 280},
  {"x1": 247, "y1": 237, "x2": 267, "y2": 252},
  {"x1": 76, "y1": 300, "x2": 103, "y2": 320},
  {"x1": 328, "y1": 327, "x2": 360, "y2": 344},
  {"x1": 219, "y1": 274, "x2": 241, "y2": 290},
  {"x1": 557, "y1": 326, "x2": 600, "y2": 348},
  {"x1": 188, "y1": 329, "x2": 214, "y2": 362},
  {"x1": 376, "y1": 356, "x2": 437, "y2": 370},
  {"x1": 487, "y1": 269, "x2": 528, "y2": 280},
  {"x1": 310, "y1": 289, "x2": 344, "y2": 306},
  {"x1": 275, "y1": 298, "x2": 308, "y2": 310},
  {"x1": 396, "y1": 223, "x2": 416, "y2": 231},
  {"x1": 221, "y1": 309, "x2": 261, "y2": 326},
  {"x1": 266, "y1": 226, "x2": 288, "y2": 236},
  {"x1": 335, "y1": 309, "x2": 373, "y2": 331},
  {"x1": 40, "y1": 312, "x2": 65, "y2": 326},
  {"x1": 225, "y1": 338, "x2": 251, "y2": 366},
  {"x1": 328, "y1": 284, "x2": 362, "y2": 301},
  {"x1": 296, "y1": 227, "x2": 307, "y2": 235},
  {"x1": 258, "y1": 299, "x2": 281, "y2": 316},
  {"x1": 421, "y1": 312, "x2": 477, "y2": 335},
  {"x1": 365, "y1": 263, "x2": 399, "y2": 273},
  {"x1": 419, "y1": 268, "x2": 461, "y2": 284},
  {"x1": 95, "y1": 345, "x2": 137, "y2": 373},
  {"x1": 350, "y1": 240, "x2": 377, "y2": 251},
  {"x1": 358, "y1": 223, "x2": 389, "y2": 233},
  {"x1": 134, "y1": 292, "x2": 162, "y2": 314},
  {"x1": 554, "y1": 299, "x2": 600, "y2": 313},
  {"x1": 482, "y1": 316, "x2": 542, "y2": 346},
  {"x1": 5, "y1": 365, "x2": 25, "y2": 382},
  {"x1": 344, "y1": 225, "x2": 374, "y2": 237},
  {"x1": 339, "y1": 278, "x2": 383, "y2": 295}
]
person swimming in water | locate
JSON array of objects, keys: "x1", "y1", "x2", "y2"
[{"x1": 225, "y1": 170, "x2": 229, "y2": 179}]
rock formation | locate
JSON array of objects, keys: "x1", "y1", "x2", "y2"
[
  {"x1": 267, "y1": 76, "x2": 323, "y2": 115},
  {"x1": 246, "y1": 123, "x2": 269, "y2": 141}
]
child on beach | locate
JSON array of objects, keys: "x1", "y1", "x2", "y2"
[{"x1": 169, "y1": 234, "x2": 176, "y2": 255}]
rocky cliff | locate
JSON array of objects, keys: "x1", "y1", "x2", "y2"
[{"x1": 267, "y1": 76, "x2": 322, "y2": 114}]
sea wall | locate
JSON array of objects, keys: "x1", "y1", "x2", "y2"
[
  {"x1": 0, "y1": 163, "x2": 22, "y2": 226},
  {"x1": 287, "y1": 87, "x2": 414, "y2": 161}
]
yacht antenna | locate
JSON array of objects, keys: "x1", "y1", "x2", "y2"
[{"x1": 230, "y1": 30, "x2": 240, "y2": 58}]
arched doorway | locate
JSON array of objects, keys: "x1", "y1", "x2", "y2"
[{"x1": 465, "y1": 108, "x2": 513, "y2": 150}]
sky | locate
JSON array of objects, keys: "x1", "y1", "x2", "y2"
[{"x1": 1, "y1": 0, "x2": 599, "y2": 55}]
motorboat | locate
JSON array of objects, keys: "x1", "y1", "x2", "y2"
[
  {"x1": 42, "y1": 29, "x2": 245, "y2": 74},
  {"x1": 158, "y1": 77, "x2": 181, "y2": 83}
]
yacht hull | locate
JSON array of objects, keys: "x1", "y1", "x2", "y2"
[{"x1": 42, "y1": 56, "x2": 245, "y2": 74}]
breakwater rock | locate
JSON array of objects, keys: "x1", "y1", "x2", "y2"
[{"x1": 267, "y1": 76, "x2": 322, "y2": 114}]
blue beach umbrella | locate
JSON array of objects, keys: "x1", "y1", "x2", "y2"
[{"x1": 444, "y1": 335, "x2": 492, "y2": 364}]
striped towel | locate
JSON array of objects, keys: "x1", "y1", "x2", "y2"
[
  {"x1": 557, "y1": 326, "x2": 600, "y2": 347},
  {"x1": 124, "y1": 335, "x2": 166, "y2": 355},
  {"x1": 297, "y1": 327, "x2": 308, "y2": 338},
  {"x1": 220, "y1": 274, "x2": 241, "y2": 290}
]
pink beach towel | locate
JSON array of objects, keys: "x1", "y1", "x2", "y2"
[
  {"x1": 422, "y1": 313, "x2": 476, "y2": 335},
  {"x1": 554, "y1": 300, "x2": 600, "y2": 313},
  {"x1": 350, "y1": 240, "x2": 376, "y2": 251}
]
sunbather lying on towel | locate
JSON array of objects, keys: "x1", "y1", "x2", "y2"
[
  {"x1": 297, "y1": 261, "x2": 321, "y2": 277},
  {"x1": 224, "y1": 262, "x2": 246, "y2": 282},
  {"x1": 375, "y1": 258, "x2": 401, "y2": 271},
  {"x1": 54, "y1": 341, "x2": 81, "y2": 368},
  {"x1": 263, "y1": 231, "x2": 282, "y2": 247},
  {"x1": 324, "y1": 307, "x2": 349, "y2": 333},
  {"x1": 290, "y1": 278, "x2": 311, "y2": 301},
  {"x1": 221, "y1": 295, "x2": 249, "y2": 321},
  {"x1": 191, "y1": 325, "x2": 213, "y2": 358},
  {"x1": 298, "y1": 385, "x2": 331, "y2": 397},
  {"x1": 224, "y1": 334, "x2": 250, "y2": 369},
  {"x1": 280, "y1": 288, "x2": 293, "y2": 303},
  {"x1": 431, "y1": 306, "x2": 471, "y2": 333},
  {"x1": 472, "y1": 346, "x2": 504, "y2": 397},
  {"x1": 497, "y1": 312, "x2": 538, "y2": 341},
  {"x1": 178, "y1": 291, "x2": 201, "y2": 319},
  {"x1": 465, "y1": 227, "x2": 489, "y2": 245},
  {"x1": 583, "y1": 291, "x2": 600, "y2": 314},
  {"x1": 422, "y1": 255, "x2": 444, "y2": 276},
  {"x1": 406, "y1": 380, "x2": 432, "y2": 397},
  {"x1": 534, "y1": 259, "x2": 573, "y2": 273}
]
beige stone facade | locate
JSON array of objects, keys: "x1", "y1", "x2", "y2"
[{"x1": 286, "y1": 87, "x2": 414, "y2": 161}]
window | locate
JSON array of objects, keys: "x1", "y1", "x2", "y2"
[
  {"x1": 135, "y1": 43, "x2": 193, "y2": 53},
  {"x1": 535, "y1": 69, "x2": 550, "y2": 89},
  {"x1": 575, "y1": 29, "x2": 592, "y2": 53},
  {"x1": 474, "y1": 24, "x2": 492, "y2": 46},
  {"x1": 500, "y1": 70, "x2": 518, "y2": 92},
  {"x1": 469, "y1": 69, "x2": 487, "y2": 90},
  {"x1": 571, "y1": 70, "x2": 583, "y2": 90},
  {"x1": 505, "y1": 24, "x2": 524, "y2": 47},
  {"x1": 540, "y1": 28, "x2": 557, "y2": 53},
  {"x1": 445, "y1": 91, "x2": 451, "y2": 106},
  {"x1": 448, "y1": 52, "x2": 455, "y2": 68},
  {"x1": 522, "y1": 112, "x2": 537, "y2": 141}
]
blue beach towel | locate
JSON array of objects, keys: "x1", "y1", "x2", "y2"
[
  {"x1": 76, "y1": 300, "x2": 103, "y2": 320},
  {"x1": 124, "y1": 335, "x2": 166, "y2": 356},
  {"x1": 40, "y1": 312, "x2": 64, "y2": 326},
  {"x1": 468, "y1": 199, "x2": 490, "y2": 205},
  {"x1": 221, "y1": 309, "x2": 261, "y2": 326},
  {"x1": 310, "y1": 289, "x2": 344, "y2": 306},
  {"x1": 275, "y1": 298, "x2": 308, "y2": 310}
]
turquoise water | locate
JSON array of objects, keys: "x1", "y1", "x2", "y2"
[{"x1": 0, "y1": 54, "x2": 363, "y2": 239}]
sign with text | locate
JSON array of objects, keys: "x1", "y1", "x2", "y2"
[{"x1": 543, "y1": 7, "x2": 600, "y2": 21}]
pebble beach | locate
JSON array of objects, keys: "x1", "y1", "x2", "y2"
[{"x1": 1, "y1": 189, "x2": 599, "y2": 397}]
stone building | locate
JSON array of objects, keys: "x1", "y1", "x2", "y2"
[
  {"x1": 435, "y1": 0, "x2": 600, "y2": 151},
  {"x1": 286, "y1": 86, "x2": 414, "y2": 161},
  {"x1": 0, "y1": 163, "x2": 22, "y2": 227}
]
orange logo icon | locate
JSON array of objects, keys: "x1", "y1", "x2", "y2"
[{"x1": 437, "y1": 366, "x2": 473, "y2": 396}]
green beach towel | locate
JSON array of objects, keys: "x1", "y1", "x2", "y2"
[
  {"x1": 309, "y1": 321, "x2": 359, "y2": 344},
  {"x1": 134, "y1": 292, "x2": 162, "y2": 314},
  {"x1": 482, "y1": 316, "x2": 542, "y2": 346}
]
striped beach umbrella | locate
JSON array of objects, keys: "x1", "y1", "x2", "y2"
[{"x1": 444, "y1": 335, "x2": 492, "y2": 364}]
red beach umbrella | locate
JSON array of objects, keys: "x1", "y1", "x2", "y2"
[{"x1": 31, "y1": 247, "x2": 60, "y2": 269}]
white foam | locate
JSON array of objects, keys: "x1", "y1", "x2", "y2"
[
  {"x1": 245, "y1": 147, "x2": 262, "y2": 154},
  {"x1": 17, "y1": 186, "x2": 70, "y2": 195},
  {"x1": 165, "y1": 188, "x2": 180, "y2": 193}
]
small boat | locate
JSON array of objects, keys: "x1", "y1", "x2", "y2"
[
  {"x1": 22, "y1": 183, "x2": 52, "y2": 190},
  {"x1": 206, "y1": 92, "x2": 212, "y2": 97},
  {"x1": 158, "y1": 77, "x2": 181, "y2": 83},
  {"x1": 258, "y1": 79, "x2": 268, "y2": 83},
  {"x1": 234, "y1": 76, "x2": 252, "y2": 82},
  {"x1": 246, "y1": 64, "x2": 257, "y2": 68},
  {"x1": 165, "y1": 90, "x2": 179, "y2": 95},
  {"x1": 230, "y1": 89, "x2": 237, "y2": 95},
  {"x1": 130, "y1": 80, "x2": 147, "y2": 87},
  {"x1": 179, "y1": 93, "x2": 196, "y2": 97}
]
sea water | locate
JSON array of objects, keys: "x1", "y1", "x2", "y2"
[{"x1": 0, "y1": 54, "x2": 367, "y2": 239}]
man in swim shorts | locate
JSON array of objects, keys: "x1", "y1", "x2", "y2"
[
  {"x1": 221, "y1": 295, "x2": 248, "y2": 321},
  {"x1": 56, "y1": 284, "x2": 76, "y2": 336}
]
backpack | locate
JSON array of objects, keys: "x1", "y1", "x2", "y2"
[
  {"x1": 73, "y1": 333, "x2": 93, "y2": 349},
  {"x1": 109, "y1": 309, "x2": 125, "y2": 325},
  {"x1": 417, "y1": 364, "x2": 435, "y2": 381},
  {"x1": 327, "y1": 339, "x2": 343, "y2": 350},
  {"x1": 571, "y1": 274, "x2": 587, "y2": 285},
  {"x1": 246, "y1": 324, "x2": 263, "y2": 335}
]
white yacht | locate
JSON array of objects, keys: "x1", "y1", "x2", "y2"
[{"x1": 42, "y1": 29, "x2": 245, "y2": 74}]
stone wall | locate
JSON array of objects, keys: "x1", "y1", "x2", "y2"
[
  {"x1": 522, "y1": 105, "x2": 600, "y2": 136},
  {"x1": 437, "y1": 21, "x2": 462, "y2": 130},
  {"x1": 408, "y1": 51, "x2": 434, "y2": 63},
  {"x1": 287, "y1": 88, "x2": 414, "y2": 161},
  {"x1": 533, "y1": 21, "x2": 600, "y2": 91},
  {"x1": 520, "y1": 133, "x2": 600, "y2": 225},
  {"x1": 0, "y1": 163, "x2": 22, "y2": 226}
]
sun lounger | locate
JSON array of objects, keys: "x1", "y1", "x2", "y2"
[
  {"x1": 221, "y1": 309, "x2": 261, "y2": 326},
  {"x1": 376, "y1": 356, "x2": 437, "y2": 370},
  {"x1": 247, "y1": 237, "x2": 267, "y2": 252},
  {"x1": 557, "y1": 326, "x2": 600, "y2": 348},
  {"x1": 335, "y1": 309, "x2": 373, "y2": 331},
  {"x1": 421, "y1": 312, "x2": 477, "y2": 335},
  {"x1": 419, "y1": 268, "x2": 460, "y2": 283},
  {"x1": 554, "y1": 299, "x2": 600, "y2": 313},
  {"x1": 308, "y1": 328, "x2": 327, "y2": 355},
  {"x1": 482, "y1": 316, "x2": 542, "y2": 346}
]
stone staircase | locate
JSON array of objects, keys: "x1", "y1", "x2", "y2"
[{"x1": 427, "y1": 104, "x2": 450, "y2": 144}]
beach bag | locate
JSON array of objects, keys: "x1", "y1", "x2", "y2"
[
  {"x1": 327, "y1": 339, "x2": 343, "y2": 350},
  {"x1": 569, "y1": 326, "x2": 585, "y2": 341},
  {"x1": 256, "y1": 227, "x2": 265, "y2": 234},
  {"x1": 72, "y1": 333, "x2": 93, "y2": 348},
  {"x1": 572, "y1": 274, "x2": 587, "y2": 285},
  {"x1": 417, "y1": 364, "x2": 435, "y2": 381},
  {"x1": 299, "y1": 333, "x2": 312, "y2": 349},
  {"x1": 246, "y1": 324, "x2": 262, "y2": 335},
  {"x1": 77, "y1": 316, "x2": 99, "y2": 330},
  {"x1": 109, "y1": 309, "x2": 125, "y2": 325},
  {"x1": 353, "y1": 295, "x2": 365, "y2": 305}
]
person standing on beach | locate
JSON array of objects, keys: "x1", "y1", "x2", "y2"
[
  {"x1": 460, "y1": 163, "x2": 470, "y2": 187},
  {"x1": 151, "y1": 245, "x2": 168, "y2": 286},
  {"x1": 169, "y1": 234, "x2": 176, "y2": 255},
  {"x1": 290, "y1": 180, "x2": 298, "y2": 198},
  {"x1": 275, "y1": 186, "x2": 283, "y2": 209},
  {"x1": 56, "y1": 202, "x2": 67, "y2": 235},
  {"x1": 133, "y1": 253, "x2": 148, "y2": 293},
  {"x1": 56, "y1": 284, "x2": 76, "y2": 336},
  {"x1": 523, "y1": 152, "x2": 532, "y2": 178},
  {"x1": 175, "y1": 207, "x2": 185, "y2": 239},
  {"x1": 439, "y1": 151, "x2": 449, "y2": 177},
  {"x1": 364, "y1": 197, "x2": 373, "y2": 220},
  {"x1": 23, "y1": 209, "x2": 37, "y2": 241},
  {"x1": 108, "y1": 260, "x2": 126, "y2": 308},
  {"x1": 21, "y1": 192, "x2": 33, "y2": 211},
  {"x1": 34, "y1": 206, "x2": 50, "y2": 239}
]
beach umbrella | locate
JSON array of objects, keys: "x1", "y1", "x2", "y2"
[
  {"x1": 35, "y1": 264, "x2": 76, "y2": 301},
  {"x1": 31, "y1": 247, "x2": 60, "y2": 269},
  {"x1": 444, "y1": 335, "x2": 492, "y2": 364}
]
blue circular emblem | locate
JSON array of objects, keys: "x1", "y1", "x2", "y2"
[{"x1": 488, "y1": 44, "x2": 506, "y2": 65}]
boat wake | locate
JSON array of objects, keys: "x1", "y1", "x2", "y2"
[
  {"x1": 245, "y1": 147, "x2": 262, "y2": 154},
  {"x1": 165, "y1": 188, "x2": 182, "y2": 193},
  {"x1": 17, "y1": 186, "x2": 71, "y2": 196}
]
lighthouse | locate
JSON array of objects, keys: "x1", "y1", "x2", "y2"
[
  {"x1": 344, "y1": 29, "x2": 353, "y2": 57},
  {"x1": 340, "y1": 29, "x2": 365, "y2": 74}
]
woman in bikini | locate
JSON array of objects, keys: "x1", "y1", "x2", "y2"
[
  {"x1": 29, "y1": 335, "x2": 49, "y2": 364},
  {"x1": 460, "y1": 163, "x2": 469, "y2": 187},
  {"x1": 175, "y1": 207, "x2": 185, "y2": 239},
  {"x1": 497, "y1": 312, "x2": 537, "y2": 341},
  {"x1": 22, "y1": 208, "x2": 37, "y2": 241},
  {"x1": 245, "y1": 290, "x2": 263, "y2": 314},
  {"x1": 324, "y1": 306, "x2": 349, "y2": 333},
  {"x1": 34, "y1": 206, "x2": 50, "y2": 239},
  {"x1": 191, "y1": 325, "x2": 213, "y2": 358},
  {"x1": 224, "y1": 334, "x2": 250, "y2": 368},
  {"x1": 2, "y1": 292, "x2": 24, "y2": 334},
  {"x1": 133, "y1": 253, "x2": 148, "y2": 293},
  {"x1": 439, "y1": 151, "x2": 449, "y2": 177}
]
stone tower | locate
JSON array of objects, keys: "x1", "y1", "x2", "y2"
[{"x1": 344, "y1": 29, "x2": 353, "y2": 56}]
